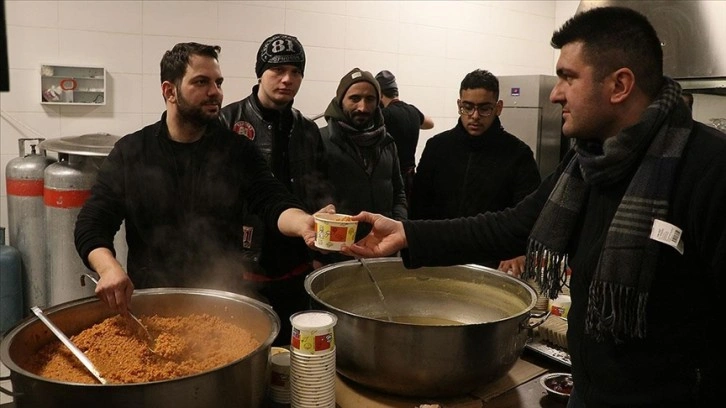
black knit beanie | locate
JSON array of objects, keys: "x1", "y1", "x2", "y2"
[
  {"x1": 335, "y1": 68, "x2": 380, "y2": 103},
  {"x1": 255, "y1": 34, "x2": 306, "y2": 78},
  {"x1": 375, "y1": 70, "x2": 398, "y2": 92}
]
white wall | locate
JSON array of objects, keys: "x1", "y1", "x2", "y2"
[{"x1": 0, "y1": 0, "x2": 581, "y2": 228}]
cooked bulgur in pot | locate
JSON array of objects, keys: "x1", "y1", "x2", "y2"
[{"x1": 23, "y1": 313, "x2": 261, "y2": 384}]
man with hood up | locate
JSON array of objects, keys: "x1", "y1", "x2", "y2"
[{"x1": 318, "y1": 68, "x2": 407, "y2": 264}]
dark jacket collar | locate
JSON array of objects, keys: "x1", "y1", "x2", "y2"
[
  {"x1": 250, "y1": 84, "x2": 294, "y2": 123},
  {"x1": 454, "y1": 116, "x2": 505, "y2": 148},
  {"x1": 156, "y1": 111, "x2": 219, "y2": 145},
  {"x1": 323, "y1": 96, "x2": 386, "y2": 132}
]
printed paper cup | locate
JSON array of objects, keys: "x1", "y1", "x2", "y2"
[
  {"x1": 289, "y1": 319, "x2": 337, "y2": 408},
  {"x1": 270, "y1": 346, "x2": 289, "y2": 356},
  {"x1": 314, "y1": 213, "x2": 358, "y2": 251},
  {"x1": 549, "y1": 294, "x2": 571, "y2": 318},
  {"x1": 269, "y1": 350, "x2": 291, "y2": 404},
  {"x1": 290, "y1": 311, "x2": 338, "y2": 355},
  {"x1": 270, "y1": 350, "x2": 291, "y2": 387}
]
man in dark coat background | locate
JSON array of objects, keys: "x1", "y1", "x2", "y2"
[
  {"x1": 411, "y1": 69, "x2": 540, "y2": 272},
  {"x1": 318, "y1": 67, "x2": 407, "y2": 264},
  {"x1": 375, "y1": 70, "x2": 434, "y2": 204}
]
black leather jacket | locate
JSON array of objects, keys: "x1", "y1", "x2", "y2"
[
  {"x1": 220, "y1": 87, "x2": 332, "y2": 279},
  {"x1": 220, "y1": 87, "x2": 329, "y2": 207}
]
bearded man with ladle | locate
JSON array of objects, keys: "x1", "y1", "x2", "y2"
[{"x1": 74, "y1": 42, "x2": 322, "y2": 319}]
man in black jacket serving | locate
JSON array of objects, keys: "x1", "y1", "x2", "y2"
[
  {"x1": 343, "y1": 7, "x2": 726, "y2": 408},
  {"x1": 74, "y1": 42, "x2": 318, "y2": 316}
]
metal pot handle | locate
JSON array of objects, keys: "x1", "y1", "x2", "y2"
[
  {"x1": 0, "y1": 381, "x2": 23, "y2": 397},
  {"x1": 522, "y1": 310, "x2": 551, "y2": 331}
]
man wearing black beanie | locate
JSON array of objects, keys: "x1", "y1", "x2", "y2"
[
  {"x1": 317, "y1": 68, "x2": 408, "y2": 265},
  {"x1": 220, "y1": 34, "x2": 333, "y2": 347},
  {"x1": 375, "y1": 70, "x2": 434, "y2": 204}
]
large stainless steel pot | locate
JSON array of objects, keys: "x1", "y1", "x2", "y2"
[
  {"x1": 305, "y1": 257, "x2": 537, "y2": 398},
  {"x1": 0, "y1": 288, "x2": 280, "y2": 408}
]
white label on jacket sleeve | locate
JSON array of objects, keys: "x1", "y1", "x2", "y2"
[{"x1": 650, "y1": 219, "x2": 684, "y2": 255}]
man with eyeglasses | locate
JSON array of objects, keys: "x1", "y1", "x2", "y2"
[{"x1": 410, "y1": 69, "x2": 540, "y2": 274}]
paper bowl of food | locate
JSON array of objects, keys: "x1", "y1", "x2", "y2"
[
  {"x1": 540, "y1": 372, "x2": 573, "y2": 402},
  {"x1": 313, "y1": 213, "x2": 358, "y2": 251}
]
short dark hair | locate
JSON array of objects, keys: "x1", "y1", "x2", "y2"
[
  {"x1": 160, "y1": 42, "x2": 221, "y2": 86},
  {"x1": 381, "y1": 88, "x2": 399, "y2": 98},
  {"x1": 460, "y1": 69, "x2": 499, "y2": 99},
  {"x1": 551, "y1": 6, "x2": 663, "y2": 98}
]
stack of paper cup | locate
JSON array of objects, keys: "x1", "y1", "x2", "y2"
[
  {"x1": 269, "y1": 347, "x2": 291, "y2": 405},
  {"x1": 289, "y1": 311, "x2": 338, "y2": 408},
  {"x1": 526, "y1": 278, "x2": 550, "y2": 312}
]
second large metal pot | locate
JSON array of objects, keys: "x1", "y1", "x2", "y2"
[
  {"x1": 0, "y1": 288, "x2": 279, "y2": 408},
  {"x1": 305, "y1": 257, "x2": 537, "y2": 398}
]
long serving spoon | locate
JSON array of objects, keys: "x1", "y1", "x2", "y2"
[
  {"x1": 80, "y1": 273, "x2": 157, "y2": 353},
  {"x1": 30, "y1": 306, "x2": 107, "y2": 384},
  {"x1": 358, "y1": 258, "x2": 394, "y2": 322}
]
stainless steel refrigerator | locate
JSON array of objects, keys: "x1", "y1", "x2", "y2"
[{"x1": 497, "y1": 75, "x2": 564, "y2": 178}]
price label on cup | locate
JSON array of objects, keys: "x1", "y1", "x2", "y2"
[{"x1": 549, "y1": 295, "x2": 571, "y2": 318}]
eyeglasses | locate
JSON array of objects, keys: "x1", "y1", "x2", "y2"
[{"x1": 458, "y1": 103, "x2": 496, "y2": 117}]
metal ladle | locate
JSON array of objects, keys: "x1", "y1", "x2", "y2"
[
  {"x1": 80, "y1": 273, "x2": 157, "y2": 353},
  {"x1": 30, "y1": 306, "x2": 108, "y2": 384},
  {"x1": 358, "y1": 258, "x2": 393, "y2": 322}
]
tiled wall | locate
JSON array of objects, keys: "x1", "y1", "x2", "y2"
[{"x1": 0, "y1": 0, "x2": 580, "y2": 228}]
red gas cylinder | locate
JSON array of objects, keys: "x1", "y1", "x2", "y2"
[
  {"x1": 40, "y1": 133, "x2": 125, "y2": 306},
  {"x1": 5, "y1": 138, "x2": 56, "y2": 311}
]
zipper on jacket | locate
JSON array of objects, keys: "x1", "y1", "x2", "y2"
[{"x1": 458, "y1": 152, "x2": 474, "y2": 215}]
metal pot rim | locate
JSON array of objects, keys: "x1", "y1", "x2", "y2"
[
  {"x1": 303, "y1": 257, "x2": 539, "y2": 397},
  {"x1": 0, "y1": 287, "x2": 279, "y2": 386},
  {"x1": 305, "y1": 257, "x2": 537, "y2": 325}
]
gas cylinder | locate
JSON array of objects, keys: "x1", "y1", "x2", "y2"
[
  {"x1": 0, "y1": 226, "x2": 23, "y2": 333},
  {"x1": 40, "y1": 133, "x2": 125, "y2": 306},
  {"x1": 5, "y1": 138, "x2": 56, "y2": 311}
]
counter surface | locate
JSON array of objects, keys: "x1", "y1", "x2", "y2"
[
  {"x1": 334, "y1": 349, "x2": 569, "y2": 408},
  {"x1": 0, "y1": 349, "x2": 569, "y2": 408}
]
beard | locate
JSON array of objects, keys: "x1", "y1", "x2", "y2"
[
  {"x1": 345, "y1": 110, "x2": 373, "y2": 130},
  {"x1": 177, "y1": 90, "x2": 221, "y2": 127}
]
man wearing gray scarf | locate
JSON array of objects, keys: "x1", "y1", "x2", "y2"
[
  {"x1": 317, "y1": 68, "x2": 407, "y2": 265},
  {"x1": 343, "y1": 7, "x2": 726, "y2": 408}
]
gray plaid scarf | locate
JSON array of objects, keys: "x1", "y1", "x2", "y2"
[{"x1": 522, "y1": 77, "x2": 692, "y2": 341}]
